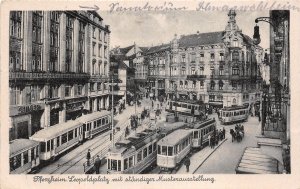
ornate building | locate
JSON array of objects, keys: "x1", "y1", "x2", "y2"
[
  {"x1": 9, "y1": 11, "x2": 110, "y2": 141},
  {"x1": 144, "y1": 10, "x2": 263, "y2": 109}
]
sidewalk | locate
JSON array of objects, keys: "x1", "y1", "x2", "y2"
[{"x1": 176, "y1": 138, "x2": 228, "y2": 174}]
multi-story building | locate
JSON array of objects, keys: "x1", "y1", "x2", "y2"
[
  {"x1": 9, "y1": 11, "x2": 110, "y2": 141},
  {"x1": 144, "y1": 10, "x2": 263, "y2": 108},
  {"x1": 87, "y1": 11, "x2": 110, "y2": 113}
]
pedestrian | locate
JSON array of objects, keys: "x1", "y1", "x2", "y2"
[
  {"x1": 223, "y1": 127, "x2": 226, "y2": 139},
  {"x1": 86, "y1": 149, "x2": 91, "y2": 166},
  {"x1": 208, "y1": 134, "x2": 211, "y2": 147},
  {"x1": 94, "y1": 155, "x2": 101, "y2": 174},
  {"x1": 219, "y1": 129, "x2": 223, "y2": 140},
  {"x1": 184, "y1": 157, "x2": 191, "y2": 172},
  {"x1": 211, "y1": 135, "x2": 215, "y2": 148}
]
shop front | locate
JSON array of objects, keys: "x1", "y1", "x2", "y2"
[
  {"x1": 66, "y1": 99, "x2": 87, "y2": 121},
  {"x1": 9, "y1": 103, "x2": 45, "y2": 140}
]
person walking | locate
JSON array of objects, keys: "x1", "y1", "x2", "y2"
[
  {"x1": 94, "y1": 155, "x2": 101, "y2": 174},
  {"x1": 208, "y1": 134, "x2": 211, "y2": 148},
  {"x1": 211, "y1": 135, "x2": 215, "y2": 149},
  {"x1": 223, "y1": 127, "x2": 226, "y2": 139},
  {"x1": 184, "y1": 157, "x2": 191, "y2": 172},
  {"x1": 86, "y1": 149, "x2": 91, "y2": 166}
]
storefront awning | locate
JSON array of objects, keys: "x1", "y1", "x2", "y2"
[{"x1": 258, "y1": 138, "x2": 283, "y2": 164}]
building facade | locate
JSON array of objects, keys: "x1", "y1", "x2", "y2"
[
  {"x1": 9, "y1": 11, "x2": 110, "y2": 141},
  {"x1": 143, "y1": 10, "x2": 263, "y2": 108}
]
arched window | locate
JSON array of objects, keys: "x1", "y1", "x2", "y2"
[
  {"x1": 232, "y1": 51, "x2": 239, "y2": 61},
  {"x1": 232, "y1": 98, "x2": 236, "y2": 105}
]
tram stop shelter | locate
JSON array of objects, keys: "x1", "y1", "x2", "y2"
[{"x1": 236, "y1": 147, "x2": 279, "y2": 174}]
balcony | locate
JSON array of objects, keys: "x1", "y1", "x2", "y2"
[
  {"x1": 210, "y1": 75, "x2": 229, "y2": 80},
  {"x1": 186, "y1": 75, "x2": 206, "y2": 80},
  {"x1": 10, "y1": 71, "x2": 90, "y2": 81}
]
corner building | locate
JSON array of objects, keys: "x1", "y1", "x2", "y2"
[
  {"x1": 146, "y1": 10, "x2": 263, "y2": 109},
  {"x1": 9, "y1": 11, "x2": 110, "y2": 141}
]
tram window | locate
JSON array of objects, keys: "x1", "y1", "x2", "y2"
[
  {"x1": 56, "y1": 137, "x2": 60, "y2": 147},
  {"x1": 188, "y1": 105, "x2": 191, "y2": 109},
  {"x1": 97, "y1": 120, "x2": 101, "y2": 127},
  {"x1": 157, "y1": 145, "x2": 161, "y2": 154},
  {"x1": 111, "y1": 160, "x2": 117, "y2": 170},
  {"x1": 74, "y1": 129, "x2": 77, "y2": 138},
  {"x1": 174, "y1": 145, "x2": 177, "y2": 155},
  {"x1": 68, "y1": 130, "x2": 74, "y2": 141},
  {"x1": 129, "y1": 156, "x2": 133, "y2": 168},
  {"x1": 153, "y1": 142, "x2": 157, "y2": 151},
  {"x1": 62, "y1": 133, "x2": 68, "y2": 144},
  {"x1": 161, "y1": 146, "x2": 167, "y2": 155},
  {"x1": 193, "y1": 131, "x2": 199, "y2": 138},
  {"x1": 143, "y1": 148, "x2": 148, "y2": 158},
  {"x1": 107, "y1": 159, "x2": 111, "y2": 169},
  {"x1": 50, "y1": 139, "x2": 54, "y2": 150},
  {"x1": 168, "y1": 147, "x2": 173, "y2": 156},
  {"x1": 148, "y1": 145, "x2": 152, "y2": 154},
  {"x1": 182, "y1": 104, "x2": 187, "y2": 108},
  {"x1": 10, "y1": 154, "x2": 21, "y2": 171},
  {"x1": 23, "y1": 151, "x2": 29, "y2": 164},
  {"x1": 46, "y1": 141, "x2": 50, "y2": 152},
  {"x1": 83, "y1": 124, "x2": 86, "y2": 132},
  {"x1": 124, "y1": 158, "x2": 128, "y2": 170},
  {"x1": 31, "y1": 147, "x2": 35, "y2": 160},
  {"x1": 36, "y1": 146, "x2": 39, "y2": 157},
  {"x1": 40, "y1": 142, "x2": 45, "y2": 153},
  {"x1": 118, "y1": 160, "x2": 121, "y2": 171},
  {"x1": 137, "y1": 151, "x2": 142, "y2": 162}
]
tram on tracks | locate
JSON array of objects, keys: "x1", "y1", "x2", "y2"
[
  {"x1": 29, "y1": 111, "x2": 112, "y2": 162},
  {"x1": 191, "y1": 118, "x2": 216, "y2": 149},
  {"x1": 219, "y1": 105, "x2": 249, "y2": 125},
  {"x1": 165, "y1": 99, "x2": 206, "y2": 122},
  {"x1": 157, "y1": 129, "x2": 193, "y2": 171},
  {"x1": 77, "y1": 111, "x2": 111, "y2": 140},
  {"x1": 106, "y1": 128, "x2": 158, "y2": 174},
  {"x1": 9, "y1": 139, "x2": 40, "y2": 174}
]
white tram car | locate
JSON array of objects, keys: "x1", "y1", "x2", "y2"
[
  {"x1": 106, "y1": 129, "x2": 158, "y2": 174},
  {"x1": 191, "y1": 118, "x2": 216, "y2": 149},
  {"x1": 77, "y1": 111, "x2": 111, "y2": 140},
  {"x1": 157, "y1": 129, "x2": 193, "y2": 170},
  {"x1": 219, "y1": 105, "x2": 249, "y2": 125},
  {"x1": 29, "y1": 111, "x2": 111, "y2": 161},
  {"x1": 10, "y1": 139, "x2": 40, "y2": 174}
]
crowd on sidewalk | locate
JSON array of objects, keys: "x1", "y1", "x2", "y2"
[{"x1": 208, "y1": 127, "x2": 226, "y2": 149}]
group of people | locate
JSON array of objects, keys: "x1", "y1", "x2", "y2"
[
  {"x1": 208, "y1": 127, "x2": 226, "y2": 149},
  {"x1": 230, "y1": 124, "x2": 245, "y2": 142}
]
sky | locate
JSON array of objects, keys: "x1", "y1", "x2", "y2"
[{"x1": 100, "y1": 10, "x2": 270, "y2": 49}]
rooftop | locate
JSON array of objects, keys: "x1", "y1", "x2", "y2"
[
  {"x1": 10, "y1": 139, "x2": 39, "y2": 157},
  {"x1": 158, "y1": 129, "x2": 193, "y2": 146}
]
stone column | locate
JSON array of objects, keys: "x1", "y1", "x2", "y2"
[
  {"x1": 93, "y1": 98, "x2": 97, "y2": 112},
  {"x1": 59, "y1": 13, "x2": 66, "y2": 72},
  {"x1": 73, "y1": 18, "x2": 79, "y2": 72},
  {"x1": 43, "y1": 12, "x2": 50, "y2": 72}
]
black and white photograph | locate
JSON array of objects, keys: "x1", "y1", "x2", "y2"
[{"x1": 2, "y1": 2, "x2": 299, "y2": 188}]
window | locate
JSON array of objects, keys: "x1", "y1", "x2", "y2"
[
  {"x1": 104, "y1": 33, "x2": 107, "y2": 43},
  {"x1": 191, "y1": 67, "x2": 195, "y2": 75},
  {"x1": 68, "y1": 130, "x2": 73, "y2": 141},
  {"x1": 181, "y1": 54, "x2": 186, "y2": 63},
  {"x1": 200, "y1": 53, "x2": 204, "y2": 62},
  {"x1": 181, "y1": 67, "x2": 186, "y2": 75},
  {"x1": 40, "y1": 142, "x2": 46, "y2": 152},
  {"x1": 111, "y1": 160, "x2": 117, "y2": 170},
  {"x1": 168, "y1": 147, "x2": 173, "y2": 156},
  {"x1": 161, "y1": 146, "x2": 167, "y2": 155},
  {"x1": 62, "y1": 133, "x2": 68, "y2": 144},
  {"x1": 210, "y1": 66, "x2": 215, "y2": 76},
  {"x1": 148, "y1": 145, "x2": 152, "y2": 154},
  {"x1": 219, "y1": 52, "x2": 224, "y2": 61},
  {"x1": 10, "y1": 86, "x2": 21, "y2": 105},
  {"x1": 199, "y1": 67, "x2": 204, "y2": 75},
  {"x1": 23, "y1": 151, "x2": 29, "y2": 164},
  {"x1": 232, "y1": 51, "x2": 239, "y2": 61},
  {"x1": 180, "y1": 81, "x2": 183, "y2": 88},
  {"x1": 210, "y1": 81, "x2": 215, "y2": 90},
  {"x1": 10, "y1": 154, "x2": 21, "y2": 171},
  {"x1": 192, "y1": 81, "x2": 196, "y2": 88},
  {"x1": 193, "y1": 131, "x2": 199, "y2": 138},
  {"x1": 99, "y1": 30, "x2": 102, "y2": 41},
  {"x1": 104, "y1": 47, "x2": 107, "y2": 58},
  {"x1": 157, "y1": 145, "x2": 161, "y2": 154},
  {"x1": 66, "y1": 15, "x2": 74, "y2": 72},
  {"x1": 128, "y1": 156, "x2": 133, "y2": 168},
  {"x1": 232, "y1": 67, "x2": 239, "y2": 75},
  {"x1": 56, "y1": 137, "x2": 60, "y2": 147},
  {"x1": 219, "y1": 81, "x2": 223, "y2": 90},
  {"x1": 210, "y1": 53, "x2": 215, "y2": 62},
  {"x1": 124, "y1": 158, "x2": 128, "y2": 170},
  {"x1": 93, "y1": 42, "x2": 96, "y2": 56},
  {"x1": 190, "y1": 53, "x2": 196, "y2": 62},
  {"x1": 10, "y1": 11, "x2": 22, "y2": 38},
  {"x1": 143, "y1": 147, "x2": 148, "y2": 158},
  {"x1": 118, "y1": 160, "x2": 121, "y2": 171},
  {"x1": 232, "y1": 82, "x2": 237, "y2": 90},
  {"x1": 65, "y1": 85, "x2": 71, "y2": 97},
  {"x1": 48, "y1": 85, "x2": 59, "y2": 99},
  {"x1": 77, "y1": 85, "x2": 83, "y2": 96},
  {"x1": 93, "y1": 27, "x2": 96, "y2": 38},
  {"x1": 137, "y1": 151, "x2": 142, "y2": 162},
  {"x1": 200, "y1": 81, "x2": 204, "y2": 89},
  {"x1": 233, "y1": 40, "x2": 239, "y2": 47},
  {"x1": 153, "y1": 142, "x2": 157, "y2": 151},
  {"x1": 219, "y1": 65, "x2": 224, "y2": 75},
  {"x1": 185, "y1": 81, "x2": 188, "y2": 88},
  {"x1": 46, "y1": 141, "x2": 50, "y2": 152}
]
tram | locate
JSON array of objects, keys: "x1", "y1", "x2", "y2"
[
  {"x1": 10, "y1": 139, "x2": 40, "y2": 174},
  {"x1": 219, "y1": 105, "x2": 249, "y2": 125},
  {"x1": 106, "y1": 128, "x2": 158, "y2": 174},
  {"x1": 77, "y1": 111, "x2": 111, "y2": 140},
  {"x1": 29, "y1": 111, "x2": 112, "y2": 161},
  {"x1": 165, "y1": 99, "x2": 206, "y2": 122},
  {"x1": 191, "y1": 118, "x2": 216, "y2": 149},
  {"x1": 157, "y1": 129, "x2": 193, "y2": 171}
]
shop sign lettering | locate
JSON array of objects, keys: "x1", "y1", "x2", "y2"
[{"x1": 18, "y1": 104, "x2": 42, "y2": 114}]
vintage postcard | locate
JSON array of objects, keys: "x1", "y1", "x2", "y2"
[{"x1": 0, "y1": 0, "x2": 300, "y2": 188}]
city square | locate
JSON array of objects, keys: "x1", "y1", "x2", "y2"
[{"x1": 8, "y1": 9, "x2": 290, "y2": 175}]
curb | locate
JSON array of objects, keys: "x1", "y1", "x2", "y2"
[{"x1": 192, "y1": 138, "x2": 228, "y2": 174}]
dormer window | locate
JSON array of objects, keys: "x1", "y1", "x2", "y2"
[{"x1": 233, "y1": 40, "x2": 239, "y2": 47}]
